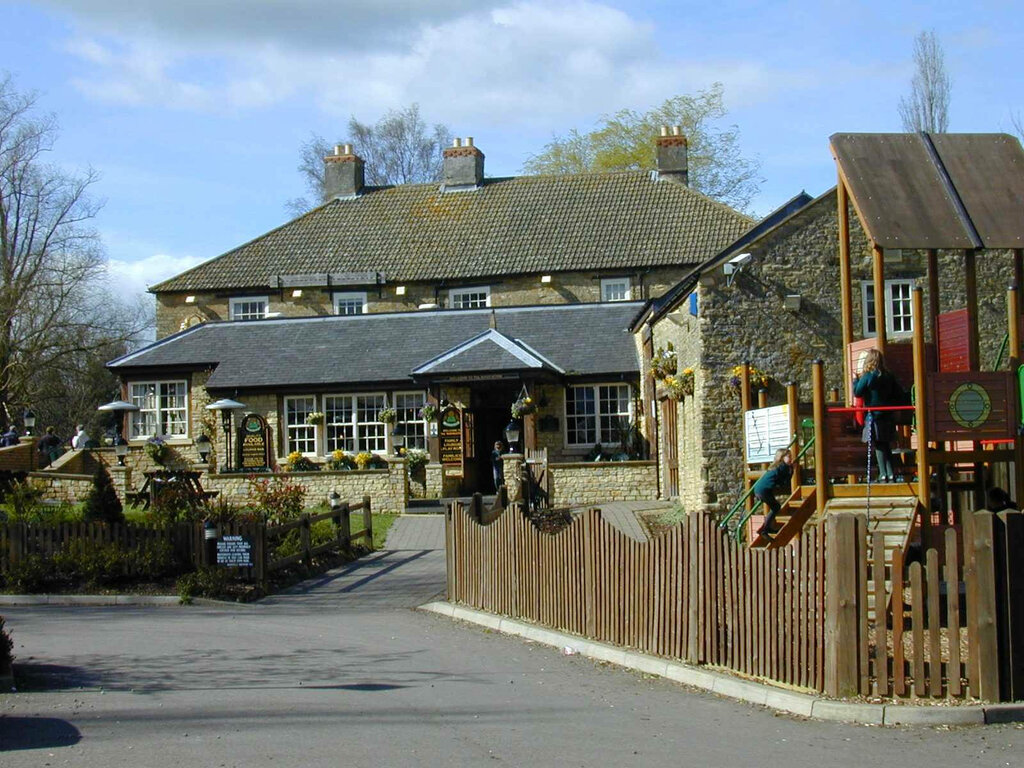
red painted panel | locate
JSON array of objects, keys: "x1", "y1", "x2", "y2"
[
  {"x1": 937, "y1": 309, "x2": 973, "y2": 372},
  {"x1": 926, "y1": 371, "x2": 1018, "y2": 440},
  {"x1": 847, "y1": 340, "x2": 930, "y2": 403}
]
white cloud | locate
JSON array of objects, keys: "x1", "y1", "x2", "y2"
[{"x1": 105, "y1": 252, "x2": 205, "y2": 303}]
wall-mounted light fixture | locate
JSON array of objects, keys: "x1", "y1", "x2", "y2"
[
  {"x1": 540, "y1": 275, "x2": 552, "y2": 284},
  {"x1": 723, "y1": 252, "x2": 752, "y2": 286},
  {"x1": 291, "y1": 289, "x2": 303, "y2": 298},
  {"x1": 396, "y1": 285, "x2": 406, "y2": 296},
  {"x1": 783, "y1": 294, "x2": 803, "y2": 312},
  {"x1": 184, "y1": 295, "x2": 196, "y2": 304}
]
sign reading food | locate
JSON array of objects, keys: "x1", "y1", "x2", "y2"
[
  {"x1": 439, "y1": 406, "x2": 464, "y2": 476},
  {"x1": 238, "y1": 413, "x2": 271, "y2": 471}
]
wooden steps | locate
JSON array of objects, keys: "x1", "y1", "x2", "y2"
[{"x1": 749, "y1": 487, "x2": 816, "y2": 549}]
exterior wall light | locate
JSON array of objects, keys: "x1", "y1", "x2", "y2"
[
  {"x1": 540, "y1": 275, "x2": 552, "y2": 284},
  {"x1": 291, "y1": 289, "x2": 303, "y2": 298},
  {"x1": 396, "y1": 285, "x2": 406, "y2": 296},
  {"x1": 185, "y1": 295, "x2": 196, "y2": 304}
]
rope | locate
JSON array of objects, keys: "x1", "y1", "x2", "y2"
[{"x1": 865, "y1": 412, "x2": 873, "y2": 524}]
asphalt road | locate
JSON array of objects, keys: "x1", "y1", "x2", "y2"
[{"x1": 2, "y1": 523, "x2": 1023, "y2": 767}]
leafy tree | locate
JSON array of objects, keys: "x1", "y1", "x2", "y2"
[
  {"x1": 287, "y1": 104, "x2": 452, "y2": 215},
  {"x1": 521, "y1": 84, "x2": 761, "y2": 211},
  {"x1": 0, "y1": 74, "x2": 150, "y2": 432},
  {"x1": 898, "y1": 30, "x2": 951, "y2": 133},
  {"x1": 82, "y1": 464, "x2": 124, "y2": 525}
]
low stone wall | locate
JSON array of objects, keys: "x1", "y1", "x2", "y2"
[
  {"x1": 548, "y1": 461, "x2": 658, "y2": 507},
  {"x1": 29, "y1": 472, "x2": 94, "y2": 504}
]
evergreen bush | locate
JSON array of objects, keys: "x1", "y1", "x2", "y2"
[{"x1": 82, "y1": 465, "x2": 124, "y2": 524}]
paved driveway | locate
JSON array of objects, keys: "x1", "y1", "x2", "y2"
[{"x1": 2, "y1": 513, "x2": 1023, "y2": 767}]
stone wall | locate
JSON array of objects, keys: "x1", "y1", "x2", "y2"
[
  {"x1": 0, "y1": 439, "x2": 35, "y2": 472},
  {"x1": 29, "y1": 473, "x2": 94, "y2": 504},
  {"x1": 155, "y1": 266, "x2": 691, "y2": 339},
  {"x1": 547, "y1": 461, "x2": 658, "y2": 507}
]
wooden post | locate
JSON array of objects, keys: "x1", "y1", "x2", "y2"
[
  {"x1": 828, "y1": 388, "x2": 840, "y2": 403},
  {"x1": 757, "y1": 388, "x2": 767, "y2": 409},
  {"x1": 971, "y1": 511, "x2": 1001, "y2": 701},
  {"x1": 255, "y1": 522, "x2": 267, "y2": 592},
  {"x1": 787, "y1": 381, "x2": 800, "y2": 494},
  {"x1": 964, "y1": 250, "x2": 981, "y2": 368},
  {"x1": 996, "y1": 511, "x2": 1024, "y2": 701},
  {"x1": 300, "y1": 513, "x2": 311, "y2": 568},
  {"x1": 912, "y1": 288, "x2": 931, "y2": 520},
  {"x1": 872, "y1": 244, "x2": 887, "y2": 352},
  {"x1": 741, "y1": 362, "x2": 752, "y2": 512},
  {"x1": 471, "y1": 492, "x2": 483, "y2": 522},
  {"x1": 838, "y1": 181, "x2": 855, "y2": 397},
  {"x1": 927, "y1": 249, "x2": 940, "y2": 344},
  {"x1": 825, "y1": 512, "x2": 863, "y2": 697},
  {"x1": 339, "y1": 502, "x2": 351, "y2": 551},
  {"x1": 812, "y1": 360, "x2": 828, "y2": 515},
  {"x1": 363, "y1": 495, "x2": 373, "y2": 548}
]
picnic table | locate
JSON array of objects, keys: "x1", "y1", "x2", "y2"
[{"x1": 126, "y1": 469, "x2": 219, "y2": 509}]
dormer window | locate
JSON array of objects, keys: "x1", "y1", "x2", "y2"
[
  {"x1": 229, "y1": 296, "x2": 268, "y2": 320},
  {"x1": 333, "y1": 291, "x2": 368, "y2": 315},
  {"x1": 601, "y1": 277, "x2": 631, "y2": 302},
  {"x1": 449, "y1": 286, "x2": 490, "y2": 309}
]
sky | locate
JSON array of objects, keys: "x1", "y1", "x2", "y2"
[{"x1": 1, "y1": 1, "x2": 1021, "y2": 304}]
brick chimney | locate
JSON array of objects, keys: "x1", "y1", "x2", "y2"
[
  {"x1": 656, "y1": 125, "x2": 688, "y2": 185},
  {"x1": 324, "y1": 144, "x2": 365, "y2": 199},
  {"x1": 442, "y1": 137, "x2": 484, "y2": 190}
]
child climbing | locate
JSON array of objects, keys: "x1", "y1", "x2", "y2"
[{"x1": 753, "y1": 448, "x2": 794, "y2": 539}]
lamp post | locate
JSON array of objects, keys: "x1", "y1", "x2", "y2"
[
  {"x1": 205, "y1": 398, "x2": 247, "y2": 473},
  {"x1": 23, "y1": 408, "x2": 36, "y2": 436},
  {"x1": 196, "y1": 434, "x2": 212, "y2": 464},
  {"x1": 391, "y1": 424, "x2": 406, "y2": 457},
  {"x1": 97, "y1": 399, "x2": 140, "y2": 465},
  {"x1": 504, "y1": 419, "x2": 521, "y2": 453}
]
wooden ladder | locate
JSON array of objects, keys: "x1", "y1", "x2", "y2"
[{"x1": 749, "y1": 486, "x2": 817, "y2": 549}]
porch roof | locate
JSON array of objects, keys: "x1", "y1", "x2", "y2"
[{"x1": 108, "y1": 302, "x2": 641, "y2": 389}]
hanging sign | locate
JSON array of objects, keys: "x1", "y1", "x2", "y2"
[
  {"x1": 237, "y1": 413, "x2": 271, "y2": 471},
  {"x1": 744, "y1": 404, "x2": 791, "y2": 464},
  {"x1": 439, "y1": 406, "x2": 464, "y2": 477}
]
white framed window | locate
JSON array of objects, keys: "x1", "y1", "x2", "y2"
[
  {"x1": 129, "y1": 381, "x2": 188, "y2": 439},
  {"x1": 333, "y1": 291, "x2": 368, "y2": 315},
  {"x1": 449, "y1": 286, "x2": 490, "y2": 309},
  {"x1": 229, "y1": 296, "x2": 268, "y2": 321},
  {"x1": 601, "y1": 277, "x2": 631, "y2": 302},
  {"x1": 321, "y1": 393, "x2": 388, "y2": 454},
  {"x1": 861, "y1": 280, "x2": 914, "y2": 337},
  {"x1": 394, "y1": 391, "x2": 427, "y2": 450},
  {"x1": 565, "y1": 383, "x2": 632, "y2": 446},
  {"x1": 284, "y1": 396, "x2": 318, "y2": 455}
]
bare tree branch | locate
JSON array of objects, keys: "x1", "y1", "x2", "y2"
[{"x1": 898, "y1": 30, "x2": 951, "y2": 133}]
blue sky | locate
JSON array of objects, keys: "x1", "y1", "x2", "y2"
[{"x1": 1, "y1": 1, "x2": 1021, "y2": 302}]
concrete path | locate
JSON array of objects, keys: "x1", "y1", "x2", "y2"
[
  {"x1": 573, "y1": 499, "x2": 675, "y2": 541},
  {"x1": 3, "y1": 510, "x2": 1024, "y2": 766}
]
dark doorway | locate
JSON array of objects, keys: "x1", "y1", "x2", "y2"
[{"x1": 469, "y1": 381, "x2": 519, "y2": 493}]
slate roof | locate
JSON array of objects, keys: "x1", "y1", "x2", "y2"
[
  {"x1": 150, "y1": 172, "x2": 753, "y2": 293},
  {"x1": 412, "y1": 329, "x2": 564, "y2": 375},
  {"x1": 109, "y1": 303, "x2": 642, "y2": 390}
]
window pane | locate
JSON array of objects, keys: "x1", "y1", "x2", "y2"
[
  {"x1": 231, "y1": 299, "x2": 267, "y2": 320},
  {"x1": 890, "y1": 282, "x2": 913, "y2": 334},
  {"x1": 864, "y1": 285, "x2": 877, "y2": 335},
  {"x1": 602, "y1": 279, "x2": 630, "y2": 302},
  {"x1": 451, "y1": 289, "x2": 489, "y2": 309},
  {"x1": 395, "y1": 392, "x2": 426, "y2": 450},
  {"x1": 285, "y1": 396, "x2": 317, "y2": 455},
  {"x1": 566, "y1": 387, "x2": 596, "y2": 445},
  {"x1": 160, "y1": 382, "x2": 188, "y2": 436},
  {"x1": 356, "y1": 395, "x2": 386, "y2": 452},
  {"x1": 333, "y1": 292, "x2": 366, "y2": 315},
  {"x1": 598, "y1": 384, "x2": 631, "y2": 445},
  {"x1": 130, "y1": 383, "x2": 158, "y2": 438},
  {"x1": 324, "y1": 395, "x2": 355, "y2": 453}
]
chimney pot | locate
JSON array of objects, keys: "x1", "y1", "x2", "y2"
[
  {"x1": 672, "y1": 125, "x2": 681, "y2": 136},
  {"x1": 453, "y1": 138, "x2": 462, "y2": 147},
  {"x1": 660, "y1": 125, "x2": 669, "y2": 137},
  {"x1": 466, "y1": 136, "x2": 474, "y2": 147},
  {"x1": 334, "y1": 144, "x2": 343, "y2": 155}
]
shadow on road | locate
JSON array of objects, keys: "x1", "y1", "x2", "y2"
[
  {"x1": 0, "y1": 716, "x2": 81, "y2": 751},
  {"x1": 9, "y1": 663, "x2": 102, "y2": 692}
]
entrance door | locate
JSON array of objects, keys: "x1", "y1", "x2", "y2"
[
  {"x1": 661, "y1": 399, "x2": 679, "y2": 498},
  {"x1": 470, "y1": 382, "x2": 519, "y2": 493}
]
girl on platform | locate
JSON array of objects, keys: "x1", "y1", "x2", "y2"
[
  {"x1": 753, "y1": 448, "x2": 793, "y2": 539},
  {"x1": 853, "y1": 348, "x2": 900, "y2": 482}
]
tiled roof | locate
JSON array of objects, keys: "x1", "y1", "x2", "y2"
[
  {"x1": 108, "y1": 302, "x2": 642, "y2": 389},
  {"x1": 150, "y1": 172, "x2": 753, "y2": 293}
]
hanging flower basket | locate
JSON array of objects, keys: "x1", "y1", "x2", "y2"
[
  {"x1": 418, "y1": 404, "x2": 439, "y2": 421},
  {"x1": 145, "y1": 436, "x2": 170, "y2": 466},
  {"x1": 662, "y1": 367, "x2": 694, "y2": 400},
  {"x1": 650, "y1": 343, "x2": 678, "y2": 380},
  {"x1": 511, "y1": 396, "x2": 536, "y2": 419},
  {"x1": 305, "y1": 411, "x2": 325, "y2": 426},
  {"x1": 378, "y1": 407, "x2": 397, "y2": 425},
  {"x1": 729, "y1": 365, "x2": 770, "y2": 392}
]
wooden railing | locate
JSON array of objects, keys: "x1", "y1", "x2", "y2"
[
  {"x1": 263, "y1": 495, "x2": 373, "y2": 576},
  {"x1": 446, "y1": 500, "x2": 826, "y2": 692},
  {"x1": 448, "y1": 502, "x2": 1023, "y2": 701}
]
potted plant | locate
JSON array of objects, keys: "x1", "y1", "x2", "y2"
[
  {"x1": 305, "y1": 411, "x2": 325, "y2": 426},
  {"x1": 326, "y1": 449, "x2": 355, "y2": 470},
  {"x1": 378, "y1": 407, "x2": 397, "y2": 425},
  {"x1": 285, "y1": 450, "x2": 319, "y2": 472},
  {"x1": 510, "y1": 395, "x2": 536, "y2": 418}
]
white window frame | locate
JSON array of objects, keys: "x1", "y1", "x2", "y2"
[
  {"x1": 449, "y1": 286, "x2": 490, "y2": 309},
  {"x1": 332, "y1": 291, "x2": 368, "y2": 315},
  {"x1": 129, "y1": 380, "x2": 189, "y2": 440},
  {"x1": 565, "y1": 383, "x2": 633, "y2": 447},
  {"x1": 861, "y1": 279, "x2": 914, "y2": 338},
  {"x1": 394, "y1": 391, "x2": 427, "y2": 451},
  {"x1": 321, "y1": 393, "x2": 388, "y2": 454},
  {"x1": 229, "y1": 295, "x2": 269, "y2": 321},
  {"x1": 601, "y1": 277, "x2": 632, "y2": 302},
  {"x1": 284, "y1": 396, "x2": 318, "y2": 456}
]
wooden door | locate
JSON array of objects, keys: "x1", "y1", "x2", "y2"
[{"x1": 661, "y1": 400, "x2": 679, "y2": 498}]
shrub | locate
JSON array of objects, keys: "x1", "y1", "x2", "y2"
[
  {"x1": 149, "y1": 481, "x2": 200, "y2": 524},
  {"x1": 248, "y1": 474, "x2": 306, "y2": 524},
  {"x1": 0, "y1": 615, "x2": 13, "y2": 674},
  {"x1": 3, "y1": 554, "x2": 53, "y2": 592},
  {"x1": 176, "y1": 566, "x2": 235, "y2": 603},
  {"x1": 82, "y1": 465, "x2": 124, "y2": 524},
  {"x1": 406, "y1": 449, "x2": 429, "y2": 477},
  {"x1": 285, "y1": 451, "x2": 319, "y2": 472},
  {"x1": 5, "y1": 480, "x2": 44, "y2": 522},
  {"x1": 144, "y1": 436, "x2": 170, "y2": 465},
  {"x1": 52, "y1": 539, "x2": 178, "y2": 587}
]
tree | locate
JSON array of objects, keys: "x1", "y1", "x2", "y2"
[
  {"x1": 0, "y1": 74, "x2": 149, "y2": 432},
  {"x1": 287, "y1": 104, "x2": 452, "y2": 215},
  {"x1": 82, "y1": 464, "x2": 124, "y2": 525},
  {"x1": 898, "y1": 30, "x2": 951, "y2": 133},
  {"x1": 521, "y1": 84, "x2": 761, "y2": 211}
]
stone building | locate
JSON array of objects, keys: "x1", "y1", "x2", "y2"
[
  {"x1": 107, "y1": 129, "x2": 750, "y2": 504},
  {"x1": 633, "y1": 136, "x2": 1023, "y2": 516}
]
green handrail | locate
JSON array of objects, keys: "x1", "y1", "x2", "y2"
[
  {"x1": 994, "y1": 332, "x2": 1010, "y2": 371},
  {"x1": 720, "y1": 433, "x2": 806, "y2": 533},
  {"x1": 732, "y1": 433, "x2": 816, "y2": 543}
]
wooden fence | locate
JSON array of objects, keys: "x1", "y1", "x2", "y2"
[
  {"x1": 447, "y1": 503, "x2": 1023, "y2": 701},
  {"x1": 446, "y1": 501, "x2": 826, "y2": 692},
  {"x1": 1, "y1": 495, "x2": 374, "y2": 587}
]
